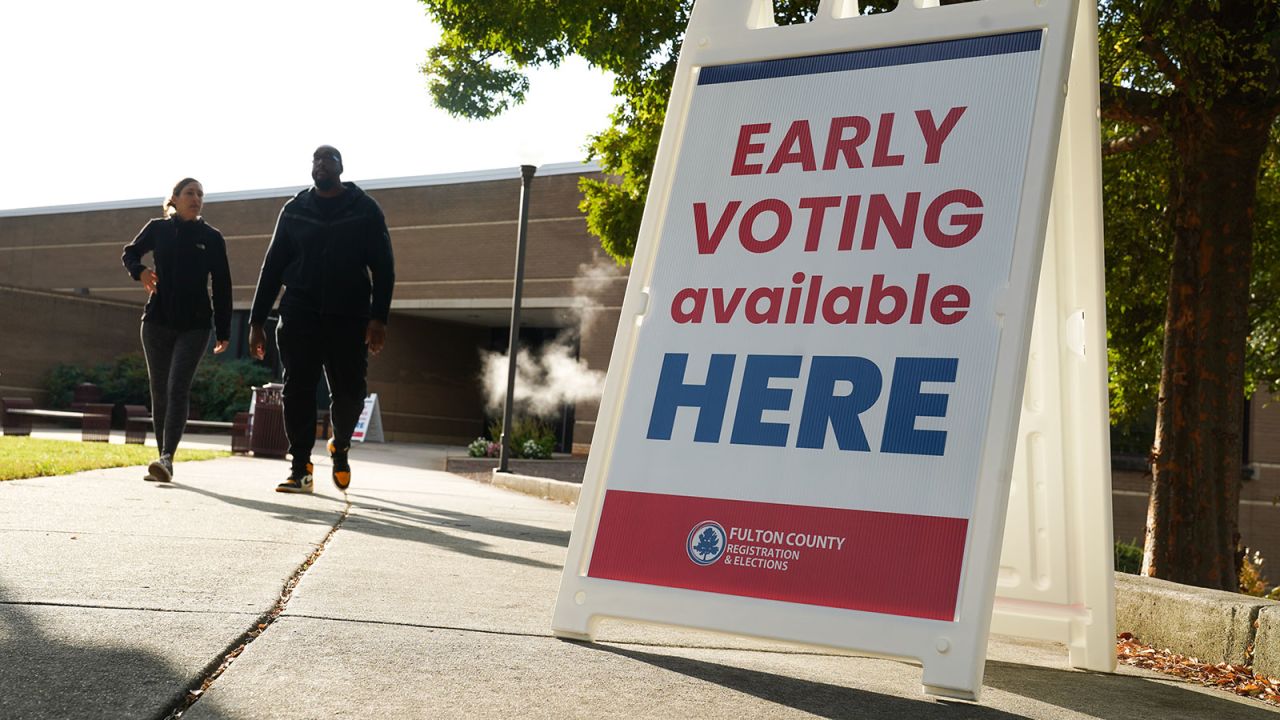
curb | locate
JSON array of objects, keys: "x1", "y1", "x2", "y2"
[
  {"x1": 488, "y1": 469, "x2": 581, "y2": 505},
  {"x1": 1114, "y1": 572, "x2": 1279, "y2": 667}
]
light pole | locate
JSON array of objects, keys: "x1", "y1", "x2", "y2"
[{"x1": 498, "y1": 164, "x2": 537, "y2": 473}]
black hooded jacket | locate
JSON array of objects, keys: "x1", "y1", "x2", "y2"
[
  {"x1": 121, "y1": 216, "x2": 233, "y2": 340},
  {"x1": 249, "y1": 182, "x2": 395, "y2": 326}
]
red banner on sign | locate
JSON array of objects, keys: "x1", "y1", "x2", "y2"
[{"x1": 588, "y1": 490, "x2": 968, "y2": 621}]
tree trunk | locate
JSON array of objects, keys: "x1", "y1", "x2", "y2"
[{"x1": 1142, "y1": 102, "x2": 1270, "y2": 590}]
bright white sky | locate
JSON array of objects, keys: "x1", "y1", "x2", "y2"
[{"x1": 0, "y1": 1, "x2": 617, "y2": 211}]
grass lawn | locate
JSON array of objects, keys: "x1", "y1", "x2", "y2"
[{"x1": 0, "y1": 436, "x2": 228, "y2": 481}]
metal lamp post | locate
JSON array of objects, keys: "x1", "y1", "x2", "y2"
[{"x1": 498, "y1": 164, "x2": 537, "y2": 473}]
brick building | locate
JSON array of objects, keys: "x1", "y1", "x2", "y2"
[{"x1": 0, "y1": 163, "x2": 626, "y2": 450}]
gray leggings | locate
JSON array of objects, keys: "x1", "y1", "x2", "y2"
[{"x1": 141, "y1": 323, "x2": 211, "y2": 456}]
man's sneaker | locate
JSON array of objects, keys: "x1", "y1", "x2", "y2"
[
  {"x1": 146, "y1": 454, "x2": 174, "y2": 483},
  {"x1": 328, "y1": 439, "x2": 351, "y2": 490},
  {"x1": 276, "y1": 464, "x2": 314, "y2": 494}
]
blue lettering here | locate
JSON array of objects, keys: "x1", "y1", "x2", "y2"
[
  {"x1": 645, "y1": 352, "x2": 957, "y2": 456},
  {"x1": 730, "y1": 355, "x2": 802, "y2": 447},
  {"x1": 880, "y1": 357, "x2": 958, "y2": 456},
  {"x1": 646, "y1": 353, "x2": 735, "y2": 442}
]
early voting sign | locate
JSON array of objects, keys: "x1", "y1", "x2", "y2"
[{"x1": 555, "y1": 0, "x2": 1079, "y2": 700}]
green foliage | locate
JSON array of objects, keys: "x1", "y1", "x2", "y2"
[
  {"x1": 487, "y1": 415, "x2": 556, "y2": 459},
  {"x1": 190, "y1": 359, "x2": 273, "y2": 422},
  {"x1": 42, "y1": 354, "x2": 271, "y2": 422},
  {"x1": 1098, "y1": 2, "x2": 1280, "y2": 441},
  {"x1": 1239, "y1": 549, "x2": 1280, "y2": 601},
  {"x1": 94, "y1": 353, "x2": 151, "y2": 406},
  {"x1": 468, "y1": 437, "x2": 501, "y2": 458},
  {"x1": 1100, "y1": 127, "x2": 1171, "y2": 426},
  {"x1": 417, "y1": 1, "x2": 826, "y2": 263},
  {"x1": 43, "y1": 363, "x2": 92, "y2": 409},
  {"x1": 1115, "y1": 539, "x2": 1143, "y2": 575}
]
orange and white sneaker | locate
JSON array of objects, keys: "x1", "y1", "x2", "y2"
[
  {"x1": 276, "y1": 463, "x2": 314, "y2": 494},
  {"x1": 328, "y1": 439, "x2": 351, "y2": 490}
]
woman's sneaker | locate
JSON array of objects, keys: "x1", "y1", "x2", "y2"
[
  {"x1": 328, "y1": 439, "x2": 351, "y2": 490},
  {"x1": 276, "y1": 464, "x2": 314, "y2": 494},
  {"x1": 146, "y1": 454, "x2": 174, "y2": 483}
]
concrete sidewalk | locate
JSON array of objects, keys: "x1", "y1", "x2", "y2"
[{"x1": 1, "y1": 444, "x2": 1275, "y2": 719}]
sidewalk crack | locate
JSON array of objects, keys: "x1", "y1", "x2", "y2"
[{"x1": 158, "y1": 496, "x2": 352, "y2": 720}]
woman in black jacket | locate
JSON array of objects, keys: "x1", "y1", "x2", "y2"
[{"x1": 121, "y1": 178, "x2": 232, "y2": 482}]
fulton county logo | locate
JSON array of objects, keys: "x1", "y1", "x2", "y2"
[{"x1": 686, "y1": 520, "x2": 727, "y2": 565}]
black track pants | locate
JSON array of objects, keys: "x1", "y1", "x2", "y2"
[
  {"x1": 275, "y1": 315, "x2": 368, "y2": 471},
  {"x1": 141, "y1": 323, "x2": 211, "y2": 457}
]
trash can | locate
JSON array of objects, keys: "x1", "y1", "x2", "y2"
[{"x1": 249, "y1": 384, "x2": 288, "y2": 458}]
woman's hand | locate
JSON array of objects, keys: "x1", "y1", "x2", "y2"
[
  {"x1": 140, "y1": 268, "x2": 158, "y2": 294},
  {"x1": 213, "y1": 340, "x2": 229, "y2": 354}
]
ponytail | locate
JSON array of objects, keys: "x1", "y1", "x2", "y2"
[{"x1": 164, "y1": 177, "x2": 200, "y2": 217}]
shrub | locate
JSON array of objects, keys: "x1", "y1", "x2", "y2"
[
  {"x1": 44, "y1": 363, "x2": 92, "y2": 408},
  {"x1": 1240, "y1": 549, "x2": 1280, "y2": 600},
  {"x1": 93, "y1": 353, "x2": 150, "y2": 406},
  {"x1": 468, "y1": 437, "x2": 501, "y2": 458},
  {"x1": 43, "y1": 353, "x2": 272, "y2": 421},
  {"x1": 1114, "y1": 539, "x2": 1143, "y2": 574},
  {"x1": 486, "y1": 415, "x2": 556, "y2": 459},
  {"x1": 190, "y1": 359, "x2": 272, "y2": 421}
]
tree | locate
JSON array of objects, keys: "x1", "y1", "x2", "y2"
[
  {"x1": 419, "y1": 1, "x2": 1280, "y2": 590},
  {"x1": 1100, "y1": 1, "x2": 1280, "y2": 590}
]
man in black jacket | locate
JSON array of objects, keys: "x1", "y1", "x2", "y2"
[{"x1": 248, "y1": 145, "x2": 395, "y2": 493}]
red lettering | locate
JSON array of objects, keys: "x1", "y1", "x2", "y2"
[
  {"x1": 931, "y1": 285, "x2": 970, "y2": 324},
  {"x1": 865, "y1": 274, "x2": 907, "y2": 324},
  {"x1": 786, "y1": 272, "x2": 805, "y2": 323},
  {"x1": 712, "y1": 287, "x2": 746, "y2": 323},
  {"x1": 916, "y1": 107, "x2": 967, "y2": 164},
  {"x1": 924, "y1": 190, "x2": 983, "y2": 248},
  {"x1": 671, "y1": 287, "x2": 706, "y2": 323},
  {"x1": 693, "y1": 201, "x2": 742, "y2": 254},
  {"x1": 872, "y1": 113, "x2": 905, "y2": 167},
  {"x1": 739, "y1": 199, "x2": 792, "y2": 253},
  {"x1": 837, "y1": 195, "x2": 862, "y2": 251},
  {"x1": 823, "y1": 116, "x2": 871, "y2": 170},
  {"x1": 862, "y1": 193, "x2": 920, "y2": 250},
  {"x1": 822, "y1": 285, "x2": 863, "y2": 324},
  {"x1": 804, "y1": 274, "x2": 824, "y2": 324},
  {"x1": 910, "y1": 273, "x2": 930, "y2": 324},
  {"x1": 767, "y1": 120, "x2": 817, "y2": 174},
  {"x1": 731, "y1": 123, "x2": 772, "y2": 176},
  {"x1": 746, "y1": 287, "x2": 783, "y2": 323},
  {"x1": 798, "y1": 196, "x2": 841, "y2": 252}
]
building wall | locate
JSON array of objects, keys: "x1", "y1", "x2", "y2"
[
  {"x1": 368, "y1": 314, "x2": 490, "y2": 444},
  {"x1": 0, "y1": 167, "x2": 627, "y2": 444},
  {"x1": 0, "y1": 285, "x2": 144, "y2": 402},
  {"x1": 1252, "y1": 387, "x2": 1280, "y2": 465}
]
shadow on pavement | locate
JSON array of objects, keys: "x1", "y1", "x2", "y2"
[
  {"x1": 0, "y1": 587, "x2": 234, "y2": 720},
  {"x1": 347, "y1": 492, "x2": 571, "y2": 547},
  {"x1": 580, "y1": 642, "x2": 1025, "y2": 719},
  {"x1": 171, "y1": 484, "x2": 562, "y2": 570},
  {"x1": 982, "y1": 659, "x2": 1278, "y2": 720}
]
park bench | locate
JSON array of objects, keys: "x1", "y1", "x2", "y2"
[
  {"x1": 0, "y1": 397, "x2": 114, "y2": 442},
  {"x1": 123, "y1": 405, "x2": 252, "y2": 454}
]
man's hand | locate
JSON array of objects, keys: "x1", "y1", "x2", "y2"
[
  {"x1": 366, "y1": 319, "x2": 387, "y2": 356},
  {"x1": 213, "y1": 340, "x2": 229, "y2": 355},
  {"x1": 140, "y1": 268, "x2": 158, "y2": 294},
  {"x1": 248, "y1": 324, "x2": 266, "y2": 360}
]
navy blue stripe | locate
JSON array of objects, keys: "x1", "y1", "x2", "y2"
[{"x1": 698, "y1": 30, "x2": 1041, "y2": 86}]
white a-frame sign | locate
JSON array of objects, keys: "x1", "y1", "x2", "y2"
[{"x1": 554, "y1": 0, "x2": 1113, "y2": 700}]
